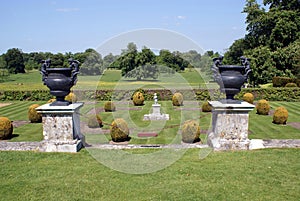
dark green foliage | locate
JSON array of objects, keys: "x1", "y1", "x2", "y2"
[{"x1": 3, "y1": 48, "x2": 25, "y2": 74}]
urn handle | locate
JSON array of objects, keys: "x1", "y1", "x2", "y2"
[
  {"x1": 68, "y1": 58, "x2": 80, "y2": 85},
  {"x1": 41, "y1": 59, "x2": 51, "y2": 83},
  {"x1": 240, "y1": 56, "x2": 252, "y2": 81}
]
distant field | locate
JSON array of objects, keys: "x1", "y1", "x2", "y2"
[{"x1": 0, "y1": 69, "x2": 216, "y2": 91}]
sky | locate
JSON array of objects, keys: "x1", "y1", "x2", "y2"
[{"x1": 0, "y1": 0, "x2": 264, "y2": 56}]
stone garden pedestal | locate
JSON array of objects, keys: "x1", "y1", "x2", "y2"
[
  {"x1": 36, "y1": 102, "x2": 84, "y2": 152},
  {"x1": 208, "y1": 101, "x2": 255, "y2": 151},
  {"x1": 143, "y1": 103, "x2": 169, "y2": 121}
]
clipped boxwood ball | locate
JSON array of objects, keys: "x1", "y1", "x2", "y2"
[
  {"x1": 0, "y1": 117, "x2": 13, "y2": 140},
  {"x1": 132, "y1": 91, "x2": 145, "y2": 106},
  {"x1": 181, "y1": 120, "x2": 201, "y2": 143},
  {"x1": 28, "y1": 104, "x2": 42, "y2": 123},
  {"x1": 273, "y1": 106, "x2": 288, "y2": 125},
  {"x1": 243, "y1": 93, "x2": 254, "y2": 104},
  {"x1": 201, "y1": 101, "x2": 212, "y2": 112},
  {"x1": 256, "y1": 99, "x2": 270, "y2": 115},
  {"x1": 110, "y1": 118, "x2": 130, "y2": 142},
  {"x1": 172, "y1": 92, "x2": 183, "y2": 106},
  {"x1": 285, "y1": 83, "x2": 297, "y2": 87},
  {"x1": 87, "y1": 114, "x2": 103, "y2": 128},
  {"x1": 65, "y1": 92, "x2": 77, "y2": 103},
  {"x1": 104, "y1": 101, "x2": 116, "y2": 112}
]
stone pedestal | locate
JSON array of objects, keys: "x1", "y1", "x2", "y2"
[
  {"x1": 143, "y1": 104, "x2": 169, "y2": 121},
  {"x1": 36, "y1": 102, "x2": 84, "y2": 152},
  {"x1": 208, "y1": 101, "x2": 255, "y2": 151}
]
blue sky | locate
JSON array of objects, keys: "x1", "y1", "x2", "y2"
[{"x1": 0, "y1": 0, "x2": 264, "y2": 55}]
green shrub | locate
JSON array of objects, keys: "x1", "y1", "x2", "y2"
[
  {"x1": 28, "y1": 104, "x2": 42, "y2": 123},
  {"x1": 104, "y1": 101, "x2": 116, "y2": 112},
  {"x1": 65, "y1": 92, "x2": 77, "y2": 103},
  {"x1": 272, "y1": 107, "x2": 288, "y2": 125},
  {"x1": 201, "y1": 101, "x2": 212, "y2": 112},
  {"x1": 0, "y1": 117, "x2": 13, "y2": 140},
  {"x1": 272, "y1": 77, "x2": 300, "y2": 87},
  {"x1": 132, "y1": 91, "x2": 144, "y2": 106},
  {"x1": 87, "y1": 114, "x2": 103, "y2": 128},
  {"x1": 256, "y1": 99, "x2": 270, "y2": 115},
  {"x1": 110, "y1": 118, "x2": 130, "y2": 142},
  {"x1": 172, "y1": 92, "x2": 183, "y2": 106},
  {"x1": 242, "y1": 93, "x2": 254, "y2": 104},
  {"x1": 285, "y1": 83, "x2": 297, "y2": 88},
  {"x1": 181, "y1": 120, "x2": 201, "y2": 143}
]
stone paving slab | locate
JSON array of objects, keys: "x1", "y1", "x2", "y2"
[{"x1": 0, "y1": 139, "x2": 299, "y2": 152}]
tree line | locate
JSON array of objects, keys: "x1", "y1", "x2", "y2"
[
  {"x1": 224, "y1": 0, "x2": 300, "y2": 86},
  {"x1": 0, "y1": 43, "x2": 216, "y2": 80}
]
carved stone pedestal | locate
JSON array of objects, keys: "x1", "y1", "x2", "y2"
[
  {"x1": 208, "y1": 101, "x2": 255, "y2": 151},
  {"x1": 36, "y1": 103, "x2": 84, "y2": 152}
]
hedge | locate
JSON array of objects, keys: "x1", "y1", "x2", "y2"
[
  {"x1": 0, "y1": 88, "x2": 299, "y2": 102},
  {"x1": 272, "y1": 77, "x2": 300, "y2": 87}
]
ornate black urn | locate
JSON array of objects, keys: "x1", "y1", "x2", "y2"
[
  {"x1": 41, "y1": 59, "x2": 80, "y2": 106},
  {"x1": 212, "y1": 56, "x2": 251, "y2": 102}
]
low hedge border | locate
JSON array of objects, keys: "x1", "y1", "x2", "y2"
[{"x1": 0, "y1": 88, "x2": 299, "y2": 102}]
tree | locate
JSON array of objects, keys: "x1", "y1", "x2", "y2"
[
  {"x1": 224, "y1": 0, "x2": 300, "y2": 85},
  {"x1": 80, "y1": 49, "x2": 103, "y2": 75},
  {"x1": 3, "y1": 48, "x2": 25, "y2": 73}
]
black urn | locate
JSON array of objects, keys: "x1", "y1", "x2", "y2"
[
  {"x1": 41, "y1": 59, "x2": 80, "y2": 106},
  {"x1": 212, "y1": 56, "x2": 251, "y2": 102}
]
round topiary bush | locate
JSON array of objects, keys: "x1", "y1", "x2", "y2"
[
  {"x1": 256, "y1": 99, "x2": 270, "y2": 115},
  {"x1": 172, "y1": 92, "x2": 183, "y2": 106},
  {"x1": 132, "y1": 91, "x2": 144, "y2": 106},
  {"x1": 65, "y1": 92, "x2": 77, "y2": 103},
  {"x1": 104, "y1": 101, "x2": 116, "y2": 112},
  {"x1": 181, "y1": 120, "x2": 201, "y2": 143},
  {"x1": 0, "y1": 117, "x2": 13, "y2": 140},
  {"x1": 87, "y1": 114, "x2": 103, "y2": 128},
  {"x1": 110, "y1": 118, "x2": 130, "y2": 142},
  {"x1": 28, "y1": 104, "x2": 42, "y2": 123},
  {"x1": 285, "y1": 83, "x2": 297, "y2": 87},
  {"x1": 273, "y1": 106, "x2": 288, "y2": 125},
  {"x1": 47, "y1": 98, "x2": 56, "y2": 103},
  {"x1": 201, "y1": 101, "x2": 212, "y2": 112},
  {"x1": 243, "y1": 92, "x2": 254, "y2": 104}
]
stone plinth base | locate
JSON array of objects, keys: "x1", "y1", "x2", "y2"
[
  {"x1": 143, "y1": 103, "x2": 169, "y2": 121},
  {"x1": 36, "y1": 102, "x2": 85, "y2": 153},
  {"x1": 208, "y1": 101, "x2": 255, "y2": 151}
]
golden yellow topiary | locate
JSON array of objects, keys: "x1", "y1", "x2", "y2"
[
  {"x1": 65, "y1": 92, "x2": 77, "y2": 103},
  {"x1": 132, "y1": 91, "x2": 144, "y2": 106},
  {"x1": 87, "y1": 114, "x2": 103, "y2": 128},
  {"x1": 172, "y1": 92, "x2": 183, "y2": 106},
  {"x1": 110, "y1": 118, "x2": 130, "y2": 142},
  {"x1": 47, "y1": 98, "x2": 56, "y2": 103},
  {"x1": 256, "y1": 99, "x2": 270, "y2": 115},
  {"x1": 28, "y1": 104, "x2": 42, "y2": 123},
  {"x1": 273, "y1": 106, "x2": 288, "y2": 125},
  {"x1": 0, "y1": 117, "x2": 13, "y2": 140},
  {"x1": 201, "y1": 101, "x2": 212, "y2": 112},
  {"x1": 181, "y1": 120, "x2": 201, "y2": 143},
  {"x1": 104, "y1": 101, "x2": 116, "y2": 112},
  {"x1": 243, "y1": 93, "x2": 254, "y2": 104}
]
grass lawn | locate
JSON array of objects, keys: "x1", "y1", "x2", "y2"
[
  {"x1": 0, "y1": 101, "x2": 299, "y2": 143},
  {"x1": 0, "y1": 148, "x2": 299, "y2": 201},
  {"x1": 0, "y1": 69, "x2": 216, "y2": 91}
]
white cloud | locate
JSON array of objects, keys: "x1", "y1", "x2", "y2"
[
  {"x1": 177, "y1": 15, "x2": 186, "y2": 20},
  {"x1": 56, "y1": 8, "x2": 79, "y2": 12}
]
